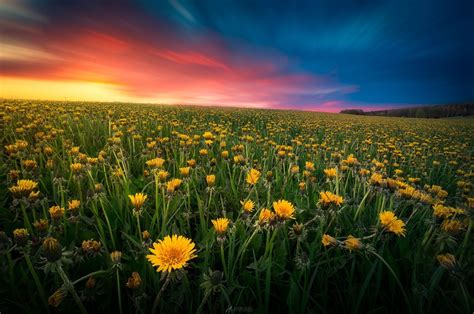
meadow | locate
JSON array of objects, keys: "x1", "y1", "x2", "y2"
[{"x1": 0, "y1": 100, "x2": 473, "y2": 313}]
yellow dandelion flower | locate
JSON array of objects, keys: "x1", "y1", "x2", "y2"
[
  {"x1": 49, "y1": 205, "x2": 65, "y2": 220},
  {"x1": 258, "y1": 208, "x2": 274, "y2": 224},
  {"x1": 157, "y1": 170, "x2": 169, "y2": 182},
  {"x1": 305, "y1": 161, "x2": 315, "y2": 171},
  {"x1": 324, "y1": 168, "x2": 337, "y2": 179},
  {"x1": 322, "y1": 234, "x2": 337, "y2": 247},
  {"x1": 344, "y1": 235, "x2": 361, "y2": 250},
  {"x1": 206, "y1": 174, "x2": 216, "y2": 187},
  {"x1": 211, "y1": 218, "x2": 230, "y2": 235},
  {"x1": 68, "y1": 199, "x2": 81, "y2": 210},
  {"x1": 437, "y1": 253, "x2": 456, "y2": 270},
  {"x1": 241, "y1": 199, "x2": 255, "y2": 213},
  {"x1": 273, "y1": 199, "x2": 296, "y2": 220},
  {"x1": 146, "y1": 158, "x2": 165, "y2": 168},
  {"x1": 70, "y1": 163, "x2": 82, "y2": 173},
  {"x1": 180, "y1": 167, "x2": 190, "y2": 177},
  {"x1": 129, "y1": 193, "x2": 147, "y2": 209},
  {"x1": 166, "y1": 178, "x2": 183, "y2": 193},
  {"x1": 319, "y1": 191, "x2": 344, "y2": 207},
  {"x1": 147, "y1": 235, "x2": 197, "y2": 273},
  {"x1": 379, "y1": 211, "x2": 397, "y2": 226},
  {"x1": 246, "y1": 168, "x2": 261, "y2": 185},
  {"x1": 9, "y1": 179, "x2": 38, "y2": 197}
]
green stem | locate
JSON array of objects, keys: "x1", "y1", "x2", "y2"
[
  {"x1": 72, "y1": 269, "x2": 109, "y2": 286},
  {"x1": 100, "y1": 199, "x2": 116, "y2": 249},
  {"x1": 152, "y1": 272, "x2": 171, "y2": 314},
  {"x1": 116, "y1": 268, "x2": 123, "y2": 314},
  {"x1": 196, "y1": 290, "x2": 211, "y2": 313},
  {"x1": 57, "y1": 264, "x2": 87, "y2": 314},
  {"x1": 136, "y1": 213, "x2": 142, "y2": 242},
  {"x1": 25, "y1": 254, "x2": 49, "y2": 312},
  {"x1": 220, "y1": 243, "x2": 228, "y2": 276},
  {"x1": 20, "y1": 203, "x2": 33, "y2": 234}
]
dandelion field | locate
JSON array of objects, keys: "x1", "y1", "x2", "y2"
[{"x1": 1, "y1": 100, "x2": 473, "y2": 313}]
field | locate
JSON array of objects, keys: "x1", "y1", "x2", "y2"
[{"x1": 1, "y1": 100, "x2": 473, "y2": 313}]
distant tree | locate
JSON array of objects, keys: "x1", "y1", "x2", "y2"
[
  {"x1": 340, "y1": 104, "x2": 473, "y2": 118},
  {"x1": 340, "y1": 109, "x2": 365, "y2": 115}
]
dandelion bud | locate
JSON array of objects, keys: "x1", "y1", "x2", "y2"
[
  {"x1": 187, "y1": 159, "x2": 196, "y2": 168},
  {"x1": 142, "y1": 230, "x2": 151, "y2": 240},
  {"x1": 437, "y1": 253, "x2": 456, "y2": 270},
  {"x1": 70, "y1": 162, "x2": 82, "y2": 174},
  {"x1": 321, "y1": 234, "x2": 337, "y2": 247},
  {"x1": 179, "y1": 167, "x2": 190, "y2": 177},
  {"x1": 85, "y1": 276, "x2": 96, "y2": 289},
  {"x1": 292, "y1": 223, "x2": 304, "y2": 236},
  {"x1": 210, "y1": 270, "x2": 223, "y2": 285},
  {"x1": 13, "y1": 228, "x2": 29, "y2": 246},
  {"x1": 94, "y1": 183, "x2": 103, "y2": 192},
  {"x1": 110, "y1": 251, "x2": 122, "y2": 264},
  {"x1": 67, "y1": 199, "x2": 81, "y2": 216},
  {"x1": 48, "y1": 287, "x2": 67, "y2": 307},
  {"x1": 210, "y1": 158, "x2": 217, "y2": 166},
  {"x1": 344, "y1": 235, "x2": 361, "y2": 250},
  {"x1": 206, "y1": 174, "x2": 216, "y2": 187},
  {"x1": 266, "y1": 171, "x2": 273, "y2": 182},
  {"x1": 126, "y1": 272, "x2": 142, "y2": 289},
  {"x1": 33, "y1": 219, "x2": 49, "y2": 233},
  {"x1": 42, "y1": 237, "x2": 62, "y2": 262}
]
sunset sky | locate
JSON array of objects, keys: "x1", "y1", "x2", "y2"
[{"x1": 1, "y1": 0, "x2": 472, "y2": 112}]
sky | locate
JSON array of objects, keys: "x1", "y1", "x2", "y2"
[{"x1": 1, "y1": 0, "x2": 473, "y2": 112}]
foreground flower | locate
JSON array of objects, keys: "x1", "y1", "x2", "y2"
[
  {"x1": 147, "y1": 235, "x2": 197, "y2": 273},
  {"x1": 379, "y1": 211, "x2": 406, "y2": 236},
  {"x1": 129, "y1": 193, "x2": 148, "y2": 210},
  {"x1": 273, "y1": 199, "x2": 296, "y2": 220},
  {"x1": 319, "y1": 191, "x2": 344, "y2": 207},
  {"x1": 211, "y1": 218, "x2": 230, "y2": 235},
  {"x1": 246, "y1": 168, "x2": 261, "y2": 185}
]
